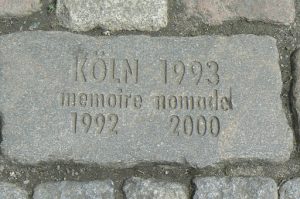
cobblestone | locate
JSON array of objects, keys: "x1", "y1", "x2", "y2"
[
  {"x1": 181, "y1": 0, "x2": 295, "y2": 25},
  {"x1": 292, "y1": 49, "x2": 300, "y2": 129},
  {"x1": 33, "y1": 180, "x2": 115, "y2": 199},
  {"x1": 0, "y1": 0, "x2": 41, "y2": 17},
  {"x1": 123, "y1": 177, "x2": 189, "y2": 199},
  {"x1": 56, "y1": 0, "x2": 168, "y2": 32},
  {"x1": 193, "y1": 177, "x2": 278, "y2": 199},
  {"x1": 279, "y1": 178, "x2": 300, "y2": 199},
  {"x1": 0, "y1": 182, "x2": 28, "y2": 199}
]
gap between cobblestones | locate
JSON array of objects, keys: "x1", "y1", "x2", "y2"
[{"x1": 0, "y1": 0, "x2": 300, "y2": 198}]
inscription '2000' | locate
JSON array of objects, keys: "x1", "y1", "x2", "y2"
[{"x1": 58, "y1": 51, "x2": 232, "y2": 137}]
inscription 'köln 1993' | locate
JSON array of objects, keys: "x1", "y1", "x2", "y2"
[{"x1": 59, "y1": 51, "x2": 233, "y2": 137}]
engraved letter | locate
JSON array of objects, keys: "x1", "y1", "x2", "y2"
[
  {"x1": 108, "y1": 59, "x2": 120, "y2": 83},
  {"x1": 61, "y1": 93, "x2": 76, "y2": 107},
  {"x1": 108, "y1": 94, "x2": 117, "y2": 108},
  {"x1": 92, "y1": 59, "x2": 107, "y2": 82},
  {"x1": 168, "y1": 96, "x2": 177, "y2": 109},
  {"x1": 75, "y1": 53, "x2": 87, "y2": 82},
  {"x1": 154, "y1": 95, "x2": 166, "y2": 110},
  {"x1": 123, "y1": 59, "x2": 139, "y2": 84},
  {"x1": 79, "y1": 93, "x2": 87, "y2": 107}
]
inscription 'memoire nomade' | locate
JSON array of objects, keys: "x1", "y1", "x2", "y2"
[{"x1": 0, "y1": 31, "x2": 293, "y2": 167}]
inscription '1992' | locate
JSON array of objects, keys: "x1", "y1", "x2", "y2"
[{"x1": 71, "y1": 112, "x2": 119, "y2": 135}]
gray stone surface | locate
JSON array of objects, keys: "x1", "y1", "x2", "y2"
[
  {"x1": 0, "y1": 0, "x2": 41, "y2": 17},
  {"x1": 292, "y1": 49, "x2": 300, "y2": 132},
  {"x1": 181, "y1": 0, "x2": 295, "y2": 25},
  {"x1": 279, "y1": 178, "x2": 300, "y2": 199},
  {"x1": 193, "y1": 177, "x2": 277, "y2": 199},
  {"x1": 0, "y1": 31, "x2": 293, "y2": 167},
  {"x1": 56, "y1": 0, "x2": 168, "y2": 32},
  {"x1": 0, "y1": 182, "x2": 29, "y2": 199},
  {"x1": 123, "y1": 177, "x2": 189, "y2": 199},
  {"x1": 33, "y1": 180, "x2": 114, "y2": 199}
]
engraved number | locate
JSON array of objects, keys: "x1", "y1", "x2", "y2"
[
  {"x1": 173, "y1": 61, "x2": 185, "y2": 85},
  {"x1": 169, "y1": 115, "x2": 220, "y2": 137},
  {"x1": 95, "y1": 113, "x2": 105, "y2": 134},
  {"x1": 184, "y1": 116, "x2": 193, "y2": 136},
  {"x1": 108, "y1": 114, "x2": 118, "y2": 134},
  {"x1": 207, "y1": 61, "x2": 219, "y2": 85},
  {"x1": 82, "y1": 113, "x2": 92, "y2": 134},
  {"x1": 162, "y1": 60, "x2": 220, "y2": 85},
  {"x1": 71, "y1": 112, "x2": 119, "y2": 135},
  {"x1": 170, "y1": 115, "x2": 180, "y2": 135},
  {"x1": 209, "y1": 116, "x2": 220, "y2": 137},
  {"x1": 197, "y1": 115, "x2": 206, "y2": 136},
  {"x1": 191, "y1": 61, "x2": 203, "y2": 85}
]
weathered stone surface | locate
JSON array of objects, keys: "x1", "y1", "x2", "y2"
[
  {"x1": 193, "y1": 177, "x2": 277, "y2": 199},
  {"x1": 33, "y1": 180, "x2": 114, "y2": 199},
  {"x1": 123, "y1": 177, "x2": 189, "y2": 199},
  {"x1": 0, "y1": 31, "x2": 292, "y2": 167},
  {"x1": 279, "y1": 178, "x2": 300, "y2": 199},
  {"x1": 0, "y1": 182, "x2": 28, "y2": 199},
  {"x1": 292, "y1": 49, "x2": 300, "y2": 131},
  {"x1": 181, "y1": 0, "x2": 295, "y2": 25},
  {"x1": 0, "y1": 0, "x2": 41, "y2": 17},
  {"x1": 56, "y1": 0, "x2": 168, "y2": 32}
]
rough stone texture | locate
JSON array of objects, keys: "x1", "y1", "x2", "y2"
[
  {"x1": 123, "y1": 177, "x2": 189, "y2": 199},
  {"x1": 0, "y1": 0, "x2": 41, "y2": 17},
  {"x1": 0, "y1": 31, "x2": 293, "y2": 167},
  {"x1": 193, "y1": 177, "x2": 277, "y2": 199},
  {"x1": 56, "y1": 0, "x2": 168, "y2": 32},
  {"x1": 279, "y1": 178, "x2": 300, "y2": 199},
  {"x1": 292, "y1": 49, "x2": 300, "y2": 131},
  {"x1": 33, "y1": 180, "x2": 115, "y2": 199},
  {"x1": 0, "y1": 182, "x2": 29, "y2": 199},
  {"x1": 182, "y1": 0, "x2": 295, "y2": 25}
]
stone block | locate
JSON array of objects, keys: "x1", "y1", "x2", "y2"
[
  {"x1": 193, "y1": 177, "x2": 278, "y2": 199},
  {"x1": 33, "y1": 180, "x2": 115, "y2": 199},
  {"x1": 279, "y1": 178, "x2": 300, "y2": 199},
  {"x1": 0, "y1": 182, "x2": 28, "y2": 199},
  {"x1": 0, "y1": 0, "x2": 41, "y2": 17},
  {"x1": 181, "y1": 0, "x2": 295, "y2": 25},
  {"x1": 0, "y1": 31, "x2": 292, "y2": 167},
  {"x1": 56, "y1": 0, "x2": 168, "y2": 31},
  {"x1": 123, "y1": 177, "x2": 189, "y2": 199}
]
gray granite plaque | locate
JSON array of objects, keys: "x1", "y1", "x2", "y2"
[{"x1": 0, "y1": 31, "x2": 293, "y2": 167}]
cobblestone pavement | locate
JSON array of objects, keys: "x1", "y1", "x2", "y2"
[{"x1": 1, "y1": 0, "x2": 300, "y2": 198}]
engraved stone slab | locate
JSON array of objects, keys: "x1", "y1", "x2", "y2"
[
  {"x1": 0, "y1": 31, "x2": 293, "y2": 167},
  {"x1": 33, "y1": 180, "x2": 115, "y2": 199},
  {"x1": 193, "y1": 177, "x2": 278, "y2": 199}
]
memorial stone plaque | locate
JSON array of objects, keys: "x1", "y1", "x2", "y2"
[{"x1": 0, "y1": 31, "x2": 293, "y2": 167}]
